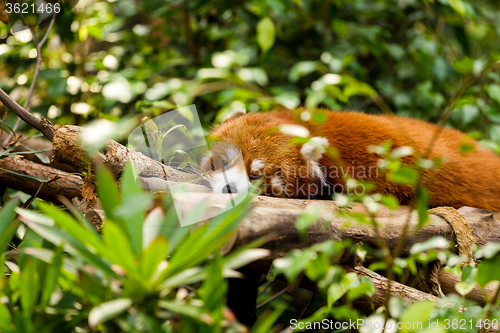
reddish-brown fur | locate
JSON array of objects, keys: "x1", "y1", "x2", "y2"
[{"x1": 208, "y1": 109, "x2": 500, "y2": 210}]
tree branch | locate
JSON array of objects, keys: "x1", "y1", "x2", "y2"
[{"x1": 0, "y1": 88, "x2": 56, "y2": 141}]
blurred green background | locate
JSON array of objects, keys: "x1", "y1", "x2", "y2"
[{"x1": 1, "y1": 0, "x2": 500, "y2": 150}]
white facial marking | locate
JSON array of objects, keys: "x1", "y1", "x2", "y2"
[
  {"x1": 209, "y1": 167, "x2": 250, "y2": 194},
  {"x1": 269, "y1": 176, "x2": 284, "y2": 196},
  {"x1": 226, "y1": 147, "x2": 239, "y2": 161},
  {"x1": 251, "y1": 159, "x2": 265, "y2": 172},
  {"x1": 200, "y1": 152, "x2": 212, "y2": 171},
  {"x1": 301, "y1": 136, "x2": 329, "y2": 161},
  {"x1": 301, "y1": 137, "x2": 329, "y2": 187}
]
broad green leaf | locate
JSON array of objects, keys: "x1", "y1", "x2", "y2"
[
  {"x1": 96, "y1": 165, "x2": 121, "y2": 221},
  {"x1": 20, "y1": 258, "x2": 39, "y2": 317},
  {"x1": 475, "y1": 242, "x2": 500, "y2": 259},
  {"x1": 388, "y1": 165, "x2": 418, "y2": 185},
  {"x1": 141, "y1": 236, "x2": 169, "y2": 282},
  {"x1": 252, "y1": 302, "x2": 287, "y2": 333},
  {"x1": 198, "y1": 254, "x2": 225, "y2": 312},
  {"x1": 142, "y1": 207, "x2": 164, "y2": 249},
  {"x1": 37, "y1": 202, "x2": 104, "y2": 252},
  {"x1": 347, "y1": 277, "x2": 376, "y2": 300},
  {"x1": 89, "y1": 298, "x2": 132, "y2": 329},
  {"x1": 39, "y1": 246, "x2": 63, "y2": 308},
  {"x1": 289, "y1": 61, "x2": 320, "y2": 82},
  {"x1": 295, "y1": 206, "x2": 323, "y2": 235},
  {"x1": 399, "y1": 301, "x2": 434, "y2": 333},
  {"x1": 453, "y1": 56, "x2": 473, "y2": 74},
  {"x1": 327, "y1": 272, "x2": 357, "y2": 306},
  {"x1": 449, "y1": 0, "x2": 466, "y2": 17},
  {"x1": 455, "y1": 281, "x2": 475, "y2": 296},
  {"x1": 17, "y1": 210, "x2": 64, "y2": 246},
  {"x1": 102, "y1": 221, "x2": 138, "y2": 276},
  {"x1": 256, "y1": 17, "x2": 275, "y2": 55},
  {"x1": 486, "y1": 84, "x2": 500, "y2": 104},
  {"x1": 380, "y1": 194, "x2": 399, "y2": 210},
  {"x1": 118, "y1": 162, "x2": 145, "y2": 254},
  {"x1": 0, "y1": 198, "x2": 19, "y2": 248},
  {"x1": 416, "y1": 186, "x2": 430, "y2": 227},
  {"x1": 410, "y1": 236, "x2": 449, "y2": 254},
  {"x1": 223, "y1": 248, "x2": 270, "y2": 270},
  {"x1": 158, "y1": 301, "x2": 212, "y2": 324},
  {"x1": 0, "y1": 303, "x2": 13, "y2": 332},
  {"x1": 476, "y1": 255, "x2": 500, "y2": 287}
]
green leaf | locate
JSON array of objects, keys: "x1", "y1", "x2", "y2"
[
  {"x1": 224, "y1": 248, "x2": 270, "y2": 270},
  {"x1": 449, "y1": 0, "x2": 466, "y2": 17},
  {"x1": 475, "y1": 242, "x2": 500, "y2": 259},
  {"x1": 380, "y1": 194, "x2": 399, "y2": 210},
  {"x1": 486, "y1": 84, "x2": 500, "y2": 104},
  {"x1": 455, "y1": 281, "x2": 475, "y2": 296},
  {"x1": 0, "y1": 168, "x2": 49, "y2": 182},
  {"x1": 198, "y1": 254, "x2": 225, "y2": 312},
  {"x1": 399, "y1": 301, "x2": 434, "y2": 333},
  {"x1": 20, "y1": 258, "x2": 39, "y2": 317},
  {"x1": 256, "y1": 17, "x2": 275, "y2": 55},
  {"x1": 141, "y1": 236, "x2": 169, "y2": 282},
  {"x1": 416, "y1": 186, "x2": 430, "y2": 227},
  {"x1": 18, "y1": 210, "x2": 64, "y2": 246},
  {"x1": 142, "y1": 208, "x2": 164, "y2": 249},
  {"x1": 410, "y1": 236, "x2": 449, "y2": 254},
  {"x1": 289, "y1": 61, "x2": 321, "y2": 82},
  {"x1": 0, "y1": 198, "x2": 19, "y2": 241},
  {"x1": 388, "y1": 165, "x2": 418, "y2": 185},
  {"x1": 453, "y1": 56, "x2": 474, "y2": 74},
  {"x1": 476, "y1": 255, "x2": 500, "y2": 287},
  {"x1": 39, "y1": 246, "x2": 63, "y2": 308},
  {"x1": 327, "y1": 272, "x2": 357, "y2": 306},
  {"x1": 158, "y1": 301, "x2": 212, "y2": 324},
  {"x1": 0, "y1": 303, "x2": 13, "y2": 332},
  {"x1": 295, "y1": 206, "x2": 323, "y2": 236},
  {"x1": 347, "y1": 277, "x2": 376, "y2": 300},
  {"x1": 102, "y1": 221, "x2": 138, "y2": 276},
  {"x1": 96, "y1": 165, "x2": 121, "y2": 221},
  {"x1": 252, "y1": 302, "x2": 287, "y2": 333},
  {"x1": 118, "y1": 162, "x2": 145, "y2": 254},
  {"x1": 88, "y1": 298, "x2": 132, "y2": 329}
]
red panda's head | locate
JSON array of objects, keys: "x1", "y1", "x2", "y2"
[{"x1": 200, "y1": 111, "x2": 330, "y2": 198}]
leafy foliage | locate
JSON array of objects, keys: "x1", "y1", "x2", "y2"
[
  {"x1": 2, "y1": 0, "x2": 500, "y2": 331},
  {"x1": 0, "y1": 163, "x2": 266, "y2": 332}
]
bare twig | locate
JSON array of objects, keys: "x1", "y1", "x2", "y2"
[
  {"x1": 0, "y1": 88, "x2": 55, "y2": 141},
  {"x1": 2, "y1": 1, "x2": 59, "y2": 145},
  {"x1": 299, "y1": 293, "x2": 315, "y2": 319},
  {"x1": 256, "y1": 285, "x2": 289, "y2": 309}
]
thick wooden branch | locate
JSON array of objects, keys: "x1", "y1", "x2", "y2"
[
  {"x1": 345, "y1": 266, "x2": 457, "y2": 312},
  {"x1": 438, "y1": 269, "x2": 500, "y2": 306},
  {"x1": 171, "y1": 193, "x2": 500, "y2": 306},
  {"x1": 51, "y1": 125, "x2": 197, "y2": 184},
  {"x1": 171, "y1": 193, "x2": 500, "y2": 260},
  {"x1": 0, "y1": 157, "x2": 83, "y2": 203}
]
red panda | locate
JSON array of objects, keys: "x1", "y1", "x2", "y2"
[{"x1": 200, "y1": 109, "x2": 500, "y2": 211}]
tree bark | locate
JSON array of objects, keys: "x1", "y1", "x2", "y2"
[
  {"x1": 0, "y1": 157, "x2": 83, "y2": 203},
  {"x1": 51, "y1": 125, "x2": 198, "y2": 185}
]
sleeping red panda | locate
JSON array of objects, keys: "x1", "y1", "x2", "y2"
[{"x1": 200, "y1": 109, "x2": 500, "y2": 211}]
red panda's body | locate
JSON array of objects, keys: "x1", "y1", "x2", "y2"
[{"x1": 202, "y1": 109, "x2": 500, "y2": 211}]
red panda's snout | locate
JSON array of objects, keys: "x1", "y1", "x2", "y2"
[{"x1": 199, "y1": 142, "x2": 252, "y2": 195}]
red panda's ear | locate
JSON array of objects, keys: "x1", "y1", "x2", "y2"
[{"x1": 222, "y1": 111, "x2": 246, "y2": 124}]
